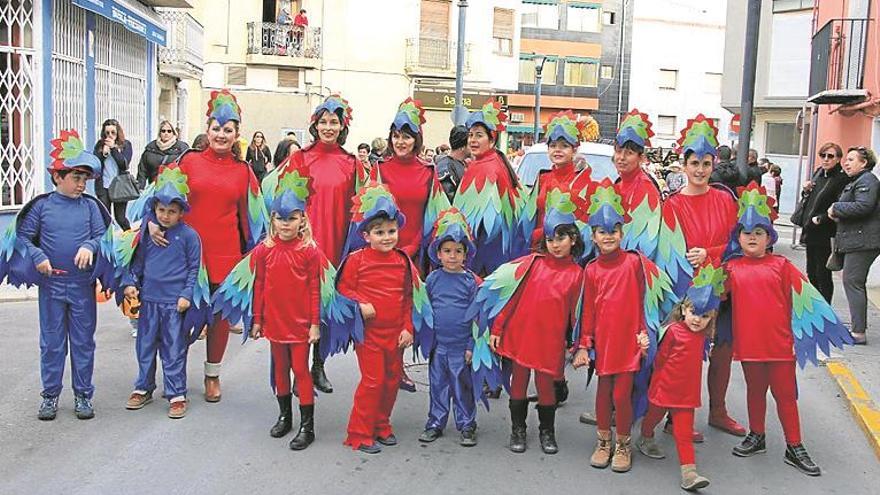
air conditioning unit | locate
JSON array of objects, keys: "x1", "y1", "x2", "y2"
[{"x1": 510, "y1": 112, "x2": 525, "y2": 123}]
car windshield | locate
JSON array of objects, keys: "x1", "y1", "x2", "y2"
[{"x1": 517, "y1": 152, "x2": 617, "y2": 187}]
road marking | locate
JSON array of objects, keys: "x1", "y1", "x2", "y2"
[{"x1": 826, "y1": 359, "x2": 880, "y2": 461}]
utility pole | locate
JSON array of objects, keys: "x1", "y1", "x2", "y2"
[
  {"x1": 736, "y1": 0, "x2": 762, "y2": 183},
  {"x1": 452, "y1": 0, "x2": 468, "y2": 125}
]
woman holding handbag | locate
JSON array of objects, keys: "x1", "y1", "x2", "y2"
[
  {"x1": 136, "y1": 120, "x2": 189, "y2": 189},
  {"x1": 829, "y1": 146, "x2": 880, "y2": 345},
  {"x1": 94, "y1": 118, "x2": 134, "y2": 229},
  {"x1": 796, "y1": 143, "x2": 850, "y2": 303}
]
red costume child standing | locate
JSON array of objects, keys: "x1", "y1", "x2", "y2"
[
  {"x1": 573, "y1": 179, "x2": 676, "y2": 473},
  {"x1": 637, "y1": 260, "x2": 726, "y2": 492},
  {"x1": 336, "y1": 183, "x2": 432, "y2": 453},
  {"x1": 476, "y1": 185, "x2": 585, "y2": 455},
  {"x1": 724, "y1": 183, "x2": 853, "y2": 476},
  {"x1": 262, "y1": 94, "x2": 365, "y2": 395}
]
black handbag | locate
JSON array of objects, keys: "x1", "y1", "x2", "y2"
[
  {"x1": 108, "y1": 171, "x2": 140, "y2": 202},
  {"x1": 826, "y1": 237, "x2": 844, "y2": 272},
  {"x1": 790, "y1": 170, "x2": 820, "y2": 227}
]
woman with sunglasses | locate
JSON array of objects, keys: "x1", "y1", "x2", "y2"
[
  {"x1": 797, "y1": 143, "x2": 850, "y2": 303},
  {"x1": 93, "y1": 118, "x2": 133, "y2": 229},
  {"x1": 136, "y1": 121, "x2": 189, "y2": 189},
  {"x1": 828, "y1": 146, "x2": 880, "y2": 345},
  {"x1": 246, "y1": 131, "x2": 272, "y2": 181}
]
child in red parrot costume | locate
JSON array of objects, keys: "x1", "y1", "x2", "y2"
[
  {"x1": 637, "y1": 259, "x2": 726, "y2": 492},
  {"x1": 125, "y1": 89, "x2": 267, "y2": 403},
  {"x1": 336, "y1": 182, "x2": 433, "y2": 453},
  {"x1": 659, "y1": 114, "x2": 745, "y2": 439},
  {"x1": 573, "y1": 179, "x2": 677, "y2": 474},
  {"x1": 262, "y1": 94, "x2": 366, "y2": 395},
  {"x1": 724, "y1": 183, "x2": 853, "y2": 477}
]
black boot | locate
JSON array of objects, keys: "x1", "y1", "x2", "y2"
[
  {"x1": 537, "y1": 405, "x2": 559, "y2": 454},
  {"x1": 508, "y1": 399, "x2": 528, "y2": 453},
  {"x1": 311, "y1": 344, "x2": 333, "y2": 394},
  {"x1": 732, "y1": 431, "x2": 766, "y2": 457},
  {"x1": 270, "y1": 394, "x2": 293, "y2": 438},
  {"x1": 554, "y1": 380, "x2": 569, "y2": 405},
  {"x1": 289, "y1": 404, "x2": 315, "y2": 450},
  {"x1": 784, "y1": 443, "x2": 821, "y2": 476}
]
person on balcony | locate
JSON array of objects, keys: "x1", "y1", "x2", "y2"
[{"x1": 293, "y1": 9, "x2": 309, "y2": 50}]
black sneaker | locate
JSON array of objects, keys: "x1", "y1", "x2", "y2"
[
  {"x1": 38, "y1": 396, "x2": 59, "y2": 421},
  {"x1": 376, "y1": 434, "x2": 398, "y2": 446},
  {"x1": 460, "y1": 428, "x2": 477, "y2": 447},
  {"x1": 732, "y1": 431, "x2": 766, "y2": 457},
  {"x1": 74, "y1": 395, "x2": 94, "y2": 420},
  {"x1": 419, "y1": 428, "x2": 442, "y2": 443},
  {"x1": 784, "y1": 444, "x2": 821, "y2": 476}
]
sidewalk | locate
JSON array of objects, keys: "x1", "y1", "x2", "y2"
[{"x1": 0, "y1": 284, "x2": 36, "y2": 302}]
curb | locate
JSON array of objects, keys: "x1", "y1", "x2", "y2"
[{"x1": 825, "y1": 359, "x2": 880, "y2": 461}]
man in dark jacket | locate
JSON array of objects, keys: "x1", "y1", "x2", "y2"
[
  {"x1": 745, "y1": 148, "x2": 763, "y2": 186},
  {"x1": 273, "y1": 131, "x2": 298, "y2": 168},
  {"x1": 710, "y1": 145, "x2": 740, "y2": 193},
  {"x1": 435, "y1": 125, "x2": 469, "y2": 202}
]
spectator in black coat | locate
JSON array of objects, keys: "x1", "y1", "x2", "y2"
[
  {"x1": 245, "y1": 131, "x2": 272, "y2": 181},
  {"x1": 273, "y1": 131, "x2": 298, "y2": 168},
  {"x1": 435, "y1": 125, "x2": 469, "y2": 202},
  {"x1": 710, "y1": 145, "x2": 740, "y2": 193},
  {"x1": 136, "y1": 120, "x2": 189, "y2": 189}
]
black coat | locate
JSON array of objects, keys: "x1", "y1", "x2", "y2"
[
  {"x1": 136, "y1": 139, "x2": 189, "y2": 188},
  {"x1": 798, "y1": 164, "x2": 851, "y2": 245},
  {"x1": 246, "y1": 145, "x2": 272, "y2": 181},
  {"x1": 832, "y1": 169, "x2": 880, "y2": 253},
  {"x1": 745, "y1": 163, "x2": 763, "y2": 187},
  {"x1": 710, "y1": 159, "x2": 741, "y2": 193},
  {"x1": 273, "y1": 139, "x2": 293, "y2": 168}
]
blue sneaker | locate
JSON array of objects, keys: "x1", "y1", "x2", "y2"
[
  {"x1": 357, "y1": 442, "x2": 382, "y2": 454},
  {"x1": 38, "y1": 396, "x2": 59, "y2": 421},
  {"x1": 74, "y1": 395, "x2": 94, "y2": 420}
]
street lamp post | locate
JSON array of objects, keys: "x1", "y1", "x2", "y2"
[
  {"x1": 452, "y1": 0, "x2": 469, "y2": 125},
  {"x1": 533, "y1": 54, "x2": 546, "y2": 144}
]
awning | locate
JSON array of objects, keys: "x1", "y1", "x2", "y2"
[{"x1": 72, "y1": 0, "x2": 167, "y2": 46}]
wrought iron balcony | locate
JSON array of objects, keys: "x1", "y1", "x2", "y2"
[
  {"x1": 156, "y1": 8, "x2": 203, "y2": 80},
  {"x1": 808, "y1": 18, "x2": 872, "y2": 105},
  {"x1": 247, "y1": 22, "x2": 322, "y2": 61},
  {"x1": 405, "y1": 37, "x2": 471, "y2": 77}
]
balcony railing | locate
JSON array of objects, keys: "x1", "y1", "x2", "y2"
[
  {"x1": 156, "y1": 8, "x2": 204, "y2": 80},
  {"x1": 808, "y1": 18, "x2": 872, "y2": 104},
  {"x1": 405, "y1": 37, "x2": 471, "y2": 76},
  {"x1": 247, "y1": 22, "x2": 322, "y2": 60}
]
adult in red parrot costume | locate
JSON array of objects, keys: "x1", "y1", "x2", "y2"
[
  {"x1": 262, "y1": 94, "x2": 365, "y2": 394},
  {"x1": 136, "y1": 89, "x2": 266, "y2": 403},
  {"x1": 662, "y1": 114, "x2": 746, "y2": 438}
]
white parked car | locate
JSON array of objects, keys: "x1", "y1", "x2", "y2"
[{"x1": 515, "y1": 142, "x2": 618, "y2": 188}]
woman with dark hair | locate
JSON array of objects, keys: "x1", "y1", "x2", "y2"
[
  {"x1": 137, "y1": 120, "x2": 189, "y2": 189},
  {"x1": 829, "y1": 146, "x2": 880, "y2": 345},
  {"x1": 246, "y1": 131, "x2": 272, "y2": 181},
  {"x1": 262, "y1": 94, "x2": 365, "y2": 394},
  {"x1": 144, "y1": 89, "x2": 264, "y2": 401},
  {"x1": 94, "y1": 118, "x2": 133, "y2": 229},
  {"x1": 798, "y1": 142, "x2": 850, "y2": 303},
  {"x1": 192, "y1": 133, "x2": 208, "y2": 151}
]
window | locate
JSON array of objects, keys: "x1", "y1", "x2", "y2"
[
  {"x1": 420, "y1": 0, "x2": 450, "y2": 40},
  {"x1": 564, "y1": 59, "x2": 599, "y2": 87},
  {"x1": 658, "y1": 68, "x2": 678, "y2": 90},
  {"x1": 493, "y1": 8, "x2": 515, "y2": 56},
  {"x1": 704, "y1": 72, "x2": 722, "y2": 93},
  {"x1": 657, "y1": 115, "x2": 677, "y2": 137},
  {"x1": 603, "y1": 11, "x2": 616, "y2": 25},
  {"x1": 567, "y1": 5, "x2": 601, "y2": 32},
  {"x1": 521, "y1": 1, "x2": 559, "y2": 29},
  {"x1": 226, "y1": 64, "x2": 247, "y2": 86},
  {"x1": 278, "y1": 68, "x2": 300, "y2": 88},
  {"x1": 519, "y1": 56, "x2": 557, "y2": 85},
  {"x1": 765, "y1": 122, "x2": 801, "y2": 155},
  {"x1": 600, "y1": 65, "x2": 614, "y2": 79},
  {"x1": 772, "y1": 0, "x2": 816, "y2": 13}
]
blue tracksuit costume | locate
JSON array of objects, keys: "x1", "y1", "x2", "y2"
[
  {"x1": 425, "y1": 269, "x2": 478, "y2": 432},
  {"x1": 123, "y1": 222, "x2": 201, "y2": 399},
  {"x1": 17, "y1": 192, "x2": 109, "y2": 399}
]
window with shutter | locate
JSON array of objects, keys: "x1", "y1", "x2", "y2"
[
  {"x1": 420, "y1": 0, "x2": 450, "y2": 40},
  {"x1": 278, "y1": 68, "x2": 300, "y2": 88},
  {"x1": 226, "y1": 65, "x2": 247, "y2": 86},
  {"x1": 493, "y1": 8, "x2": 514, "y2": 56}
]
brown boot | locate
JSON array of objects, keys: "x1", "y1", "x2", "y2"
[
  {"x1": 680, "y1": 464, "x2": 710, "y2": 491},
  {"x1": 611, "y1": 435, "x2": 632, "y2": 473},
  {"x1": 204, "y1": 362, "x2": 222, "y2": 403},
  {"x1": 590, "y1": 429, "x2": 614, "y2": 468}
]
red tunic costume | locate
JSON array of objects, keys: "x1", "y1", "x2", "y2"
[
  {"x1": 178, "y1": 148, "x2": 254, "y2": 364},
  {"x1": 377, "y1": 155, "x2": 434, "y2": 259},
  {"x1": 531, "y1": 163, "x2": 577, "y2": 245},
  {"x1": 578, "y1": 249, "x2": 647, "y2": 435},
  {"x1": 251, "y1": 238, "x2": 321, "y2": 404},
  {"x1": 617, "y1": 167, "x2": 660, "y2": 218},
  {"x1": 725, "y1": 254, "x2": 801, "y2": 445},
  {"x1": 337, "y1": 247, "x2": 414, "y2": 449}
]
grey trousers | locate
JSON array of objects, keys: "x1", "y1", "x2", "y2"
[{"x1": 842, "y1": 249, "x2": 880, "y2": 333}]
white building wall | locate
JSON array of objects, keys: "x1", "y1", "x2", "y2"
[
  {"x1": 456, "y1": 0, "x2": 521, "y2": 92},
  {"x1": 629, "y1": 0, "x2": 731, "y2": 148}
]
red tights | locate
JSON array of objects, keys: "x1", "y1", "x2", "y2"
[
  {"x1": 741, "y1": 361, "x2": 801, "y2": 445},
  {"x1": 509, "y1": 362, "x2": 555, "y2": 406},
  {"x1": 206, "y1": 316, "x2": 230, "y2": 365},
  {"x1": 596, "y1": 372, "x2": 634, "y2": 435},
  {"x1": 642, "y1": 404, "x2": 695, "y2": 465},
  {"x1": 270, "y1": 342, "x2": 314, "y2": 405}
]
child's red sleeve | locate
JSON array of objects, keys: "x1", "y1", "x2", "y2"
[
  {"x1": 402, "y1": 259, "x2": 414, "y2": 333},
  {"x1": 336, "y1": 252, "x2": 360, "y2": 302},
  {"x1": 577, "y1": 270, "x2": 596, "y2": 350},
  {"x1": 251, "y1": 246, "x2": 267, "y2": 326},
  {"x1": 309, "y1": 249, "x2": 321, "y2": 326}
]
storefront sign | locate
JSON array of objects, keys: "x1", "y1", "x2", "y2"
[
  {"x1": 73, "y1": 0, "x2": 167, "y2": 46},
  {"x1": 414, "y1": 91, "x2": 501, "y2": 112}
]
